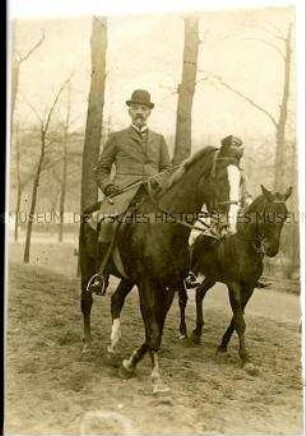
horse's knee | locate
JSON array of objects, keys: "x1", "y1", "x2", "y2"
[{"x1": 147, "y1": 323, "x2": 161, "y2": 351}]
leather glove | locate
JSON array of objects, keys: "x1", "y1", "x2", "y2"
[
  {"x1": 150, "y1": 177, "x2": 162, "y2": 191},
  {"x1": 243, "y1": 195, "x2": 253, "y2": 207},
  {"x1": 105, "y1": 184, "x2": 120, "y2": 196}
]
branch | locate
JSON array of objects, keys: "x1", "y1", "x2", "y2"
[
  {"x1": 20, "y1": 92, "x2": 44, "y2": 125},
  {"x1": 243, "y1": 21, "x2": 286, "y2": 42},
  {"x1": 41, "y1": 157, "x2": 63, "y2": 173},
  {"x1": 243, "y1": 37, "x2": 285, "y2": 59},
  {"x1": 259, "y1": 20, "x2": 287, "y2": 41},
  {"x1": 212, "y1": 75, "x2": 278, "y2": 128},
  {"x1": 43, "y1": 74, "x2": 73, "y2": 133},
  {"x1": 20, "y1": 172, "x2": 35, "y2": 190},
  {"x1": 19, "y1": 31, "x2": 45, "y2": 64}
]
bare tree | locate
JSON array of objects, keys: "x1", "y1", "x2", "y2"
[
  {"x1": 211, "y1": 20, "x2": 294, "y2": 191},
  {"x1": 12, "y1": 125, "x2": 36, "y2": 242},
  {"x1": 11, "y1": 23, "x2": 45, "y2": 121},
  {"x1": 81, "y1": 16, "x2": 107, "y2": 212},
  {"x1": 58, "y1": 81, "x2": 71, "y2": 242},
  {"x1": 23, "y1": 77, "x2": 70, "y2": 263},
  {"x1": 172, "y1": 17, "x2": 200, "y2": 166}
]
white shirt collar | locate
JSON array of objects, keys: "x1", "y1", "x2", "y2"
[{"x1": 131, "y1": 124, "x2": 148, "y2": 134}]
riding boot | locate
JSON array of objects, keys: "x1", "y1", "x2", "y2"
[{"x1": 87, "y1": 241, "x2": 111, "y2": 295}]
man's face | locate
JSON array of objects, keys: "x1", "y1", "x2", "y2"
[{"x1": 128, "y1": 104, "x2": 151, "y2": 128}]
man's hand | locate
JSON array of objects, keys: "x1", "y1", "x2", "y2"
[
  {"x1": 150, "y1": 176, "x2": 163, "y2": 191},
  {"x1": 105, "y1": 184, "x2": 120, "y2": 197},
  {"x1": 244, "y1": 195, "x2": 253, "y2": 207}
]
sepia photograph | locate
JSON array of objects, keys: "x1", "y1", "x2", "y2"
[{"x1": 5, "y1": 0, "x2": 304, "y2": 434}]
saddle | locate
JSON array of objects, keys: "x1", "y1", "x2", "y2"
[
  {"x1": 87, "y1": 184, "x2": 147, "y2": 281},
  {"x1": 87, "y1": 184, "x2": 141, "y2": 232}
]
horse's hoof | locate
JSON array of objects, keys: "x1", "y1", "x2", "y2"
[
  {"x1": 82, "y1": 343, "x2": 91, "y2": 354},
  {"x1": 216, "y1": 345, "x2": 227, "y2": 354},
  {"x1": 153, "y1": 382, "x2": 171, "y2": 396},
  {"x1": 120, "y1": 360, "x2": 135, "y2": 378},
  {"x1": 191, "y1": 331, "x2": 201, "y2": 344},
  {"x1": 179, "y1": 333, "x2": 188, "y2": 340},
  {"x1": 107, "y1": 345, "x2": 118, "y2": 356}
]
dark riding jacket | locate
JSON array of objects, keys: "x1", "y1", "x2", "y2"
[{"x1": 95, "y1": 126, "x2": 171, "y2": 194}]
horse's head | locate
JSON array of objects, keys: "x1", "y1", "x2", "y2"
[
  {"x1": 250, "y1": 185, "x2": 292, "y2": 257},
  {"x1": 198, "y1": 152, "x2": 242, "y2": 235},
  {"x1": 159, "y1": 147, "x2": 243, "y2": 235}
]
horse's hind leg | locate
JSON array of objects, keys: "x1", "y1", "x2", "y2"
[
  {"x1": 191, "y1": 278, "x2": 215, "y2": 344},
  {"x1": 107, "y1": 280, "x2": 134, "y2": 355},
  {"x1": 178, "y1": 283, "x2": 188, "y2": 339}
]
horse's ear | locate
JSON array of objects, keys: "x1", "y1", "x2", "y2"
[
  {"x1": 283, "y1": 186, "x2": 293, "y2": 201},
  {"x1": 261, "y1": 185, "x2": 274, "y2": 202}
]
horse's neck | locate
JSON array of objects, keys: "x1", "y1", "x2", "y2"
[
  {"x1": 237, "y1": 206, "x2": 262, "y2": 242},
  {"x1": 158, "y1": 168, "x2": 205, "y2": 215}
]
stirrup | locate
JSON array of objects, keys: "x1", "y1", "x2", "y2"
[
  {"x1": 86, "y1": 274, "x2": 108, "y2": 296},
  {"x1": 184, "y1": 272, "x2": 200, "y2": 289}
]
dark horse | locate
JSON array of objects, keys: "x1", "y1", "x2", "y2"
[
  {"x1": 178, "y1": 185, "x2": 292, "y2": 365},
  {"x1": 79, "y1": 146, "x2": 242, "y2": 394}
]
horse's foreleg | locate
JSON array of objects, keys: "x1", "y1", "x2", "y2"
[
  {"x1": 150, "y1": 287, "x2": 175, "y2": 394},
  {"x1": 192, "y1": 278, "x2": 215, "y2": 343},
  {"x1": 217, "y1": 286, "x2": 254, "y2": 358},
  {"x1": 122, "y1": 342, "x2": 148, "y2": 373},
  {"x1": 217, "y1": 318, "x2": 235, "y2": 353},
  {"x1": 122, "y1": 281, "x2": 175, "y2": 394},
  {"x1": 178, "y1": 283, "x2": 188, "y2": 339},
  {"x1": 81, "y1": 278, "x2": 93, "y2": 353},
  {"x1": 226, "y1": 282, "x2": 252, "y2": 365},
  {"x1": 107, "y1": 280, "x2": 134, "y2": 355}
]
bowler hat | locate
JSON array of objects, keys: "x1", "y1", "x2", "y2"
[{"x1": 126, "y1": 89, "x2": 154, "y2": 109}]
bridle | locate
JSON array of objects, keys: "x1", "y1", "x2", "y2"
[
  {"x1": 145, "y1": 150, "x2": 240, "y2": 238},
  {"x1": 237, "y1": 198, "x2": 287, "y2": 255}
]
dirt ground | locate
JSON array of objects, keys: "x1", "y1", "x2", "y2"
[{"x1": 5, "y1": 241, "x2": 304, "y2": 434}]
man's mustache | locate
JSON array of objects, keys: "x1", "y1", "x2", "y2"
[{"x1": 135, "y1": 115, "x2": 144, "y2": 119}]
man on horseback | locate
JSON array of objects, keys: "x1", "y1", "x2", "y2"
[{"x1": 87, "y1": 89, "x2": 171, "y2": 294}]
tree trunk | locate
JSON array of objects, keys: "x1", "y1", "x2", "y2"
[
  {"x1": 172, "y1": 17, "x2": 199, "y2": 166},
  {"x1": 14, "y1": 124, "x2": 21, "y2": 242},
  {"x1": 58, "y1": 82, "x2": 71, "y2": 242},
  {"x1": 14, "y1": 186, "x2": 22, "y2": 242},
  {"x1": 80, "y1": 16, "x2": 107, "y2": 212},
  {"x1": 23, "y1": 132, "x2": 45, "y2": 263},
  {"x1": 11, "y1": 58, "x2": 19, "y2": 123},
  {"x1": 274, "y1": 23, "x2": 292, "y2": 191},
  {"x1": 58, "y1": 148, "x2": 67, "y2": 242}
]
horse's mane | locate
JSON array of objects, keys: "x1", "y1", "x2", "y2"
[
  {"x1": 242, "y1": 193, "x2": 288, "y2": 219},
  {"x1": 161, "y1": 146, "x2": 217, "y2": 193}
]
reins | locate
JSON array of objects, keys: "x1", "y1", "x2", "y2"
[{"x1": 104, "y1": 150, "x2": 239, "y2": 239}]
